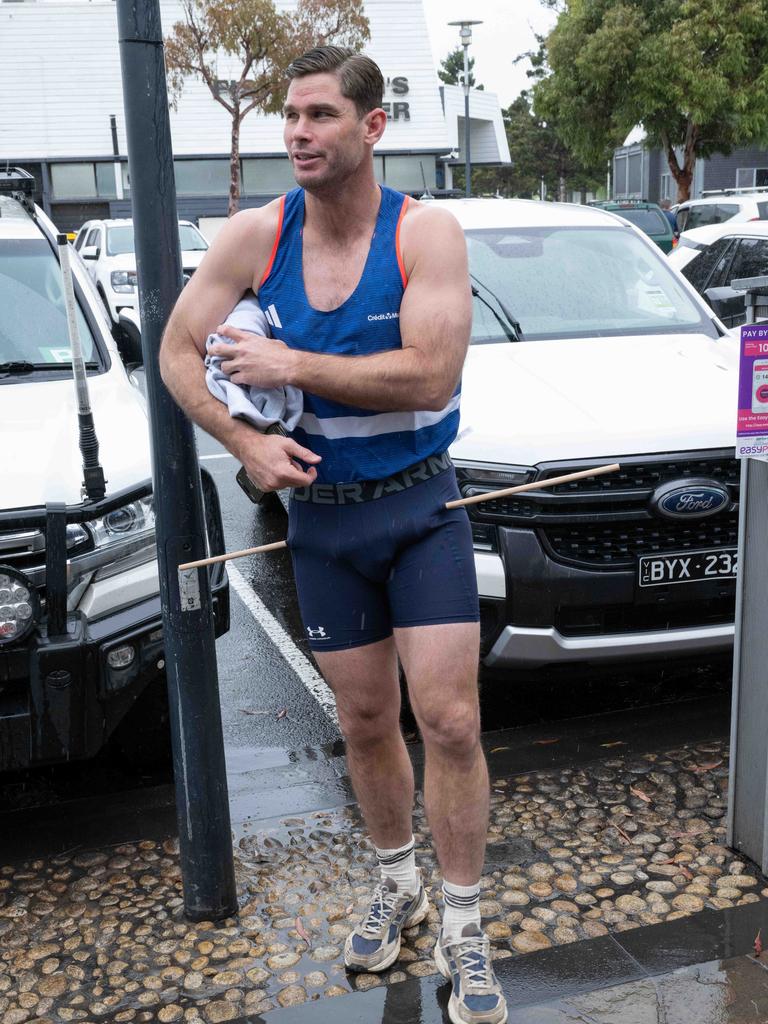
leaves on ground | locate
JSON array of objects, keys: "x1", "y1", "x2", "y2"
[
  {"x1": 755, "y1": 930, "x2": 763, "y2": 957},
  {"x1": 600, "y1": 741, "x2": 626, "y2": 748},
  {"x1": 532, "y1": 738, "x2": 560, "y2": 746},
  {"x1": 295, "y1": 917, "x2": 311, "y2": 943},
  {"x1": 630, "y1": 786, "x2": 652, "y2": 803}
]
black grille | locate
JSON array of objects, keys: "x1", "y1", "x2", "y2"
[
  {"x1": 460, "y1": 451, "x2": 740, "y2": 571},
  {"x1": 556, "y1": 596, "x2": 735, "y2": 636},
  {"x1": 540, "y1": 456, "x2": 741, "y2": 494},
  {"x1": 542, "y1": 515, "x2": 739, "y2": 569}
]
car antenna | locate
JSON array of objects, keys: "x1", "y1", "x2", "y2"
[
  {"x1": 56, "y1": 233, "x2": 107, "y2": 502},
  {"x1": 419, "y1": 160, "x2": 433, "y2": 200}
]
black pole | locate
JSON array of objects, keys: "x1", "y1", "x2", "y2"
[
  {"x1": 116, "y1": 0, "x2": 237, "y2": 921},
  {"x1": 110, "y1": 114, "x2": 120, "y2": 157}
]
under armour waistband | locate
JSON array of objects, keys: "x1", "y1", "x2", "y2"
[{"x1": 291, "y1": 450, "x2": 452, "y2": 504}]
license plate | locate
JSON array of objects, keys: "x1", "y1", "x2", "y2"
[{"x1": 637, "y1": 547, "x2": 738, "y2": 587}]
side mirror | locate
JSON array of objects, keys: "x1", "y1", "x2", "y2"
[
  {"x1": 118, "y1": 308, "x2": 143, "y2": 366},
  {"x1": 81, "y1": 245, "x2": 99, "y2": 260},
  {"x1": 703, "y1": 286, "x2": 737, "y2": 316}
]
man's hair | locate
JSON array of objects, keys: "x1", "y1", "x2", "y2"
[
  {"x1": 286, "y1": 46, "x2": 384, "y2": 117},
  {"x1": 660, "y1": 199, "x2": 672, "y2": 209}
]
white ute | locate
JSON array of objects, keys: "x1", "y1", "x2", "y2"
[{"x1": 434, "y1": 197, "x2": 739, "y2": 669}]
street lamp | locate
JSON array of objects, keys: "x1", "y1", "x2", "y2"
[{"x1": 448, "y1": 19, "x2": 482, "y2": 198}]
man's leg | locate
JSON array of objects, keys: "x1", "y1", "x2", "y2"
[
  {"x1": 314, "y1": 639, "x2": 430, "y2": 972},
  {"x1": 313, "y1": 637, "x2": 413, "y2": 851},
  {"x1": 396, "y1": 622, "x2": 507, "y2": 1024},
  {"x1": 394, "y1": 621, "x2": 488, "y2": 888}
]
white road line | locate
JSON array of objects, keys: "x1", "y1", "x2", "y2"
[
  {"x1": 226, "y1": 562, "x2": 340, "y2": 728},
  {"x1": 199, "y1": 452, "x2": 234, "y2": 461}
]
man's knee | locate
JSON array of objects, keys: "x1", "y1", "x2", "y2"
[
  {"x1": 339, "y1": 700, "x2": 400, "y2": 750},
  {"x1": 417, "y1": 701, "x2": 481, "y2": 759}
]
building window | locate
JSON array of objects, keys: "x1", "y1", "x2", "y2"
[
  {"x1": 174, "y1": 159, "x2": 231, "y2": 196},
  {"x1": 50, "y1": 163, "x2": 98, "y2": 200},
  {"x1": 95, "y1": 162, "x2": 118, "y2": 199},
  {"x1": 736, "y1": 168, "x2": 768, "y2": 189},
  {"x1": 382, "y1": 155, "x2": 436, "y2": 192},
  {"x1": 660, "y1": 173, "x2": 673, "y2": 200},
  {"x1": 242, "y1": 158, "x2": 296, "y2": 194}
]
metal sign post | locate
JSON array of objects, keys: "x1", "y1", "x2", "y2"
[
  {"x1": 116, "y1": 0, "x2": 236, "y2": 920},
  {"x1": 727, "y1": 275, "x2": 768, "y2": 871}
]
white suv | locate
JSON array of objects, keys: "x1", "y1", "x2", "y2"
[
  {"x1": 676, "y1": 191, "x2": 768, "y2": 233},
  {"x1": 435, "y1": 198, "x2": 739, "y2": 669},
  {"x1": 74, "y1": 217, "x2": 209, "y2": 326},
  {"x1": 0, "y1": 170, "x2": 228, "y2": 771}
]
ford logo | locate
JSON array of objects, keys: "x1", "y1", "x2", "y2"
[{"x1": 650, "y1": 479, "x2": 730, "y2": 520}]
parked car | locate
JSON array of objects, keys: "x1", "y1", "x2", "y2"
[
  {"x1": 430, "y1": 197, "x2": 739, "y2": 669},
  {"x1": 0, "y1": 169, "x2": 229, "y2": 771},
  {"x1": 667, "y1": 221, "x2": 768, "y2": 328},
  {"x1": 73, "y1": 217, "x2": 208, "y2": 328},
  {"x1": 589, "y1": 200, "x2": 675, "y2": 252},
  {"x1": 675, "y1": 190, "x2": 768, "y2": 233}
]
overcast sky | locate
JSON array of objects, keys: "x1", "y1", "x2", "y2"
[{"x1": 420, "y1": 0, "x2": 558, "y2": 107}]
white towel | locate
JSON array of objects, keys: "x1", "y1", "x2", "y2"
[{"x1": 204, "y1": 292, "x2": 303, "y2": 432}]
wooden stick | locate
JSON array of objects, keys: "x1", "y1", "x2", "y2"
[
  {"x1": 444, "y1": 462, "x2": 621, "y2": 509},
  {"x1": 178, "y1": 540, "x2": 287, "y2": 571},
  {"x1": 178, "y1": 463, "x2": 621, "y2": 571}
]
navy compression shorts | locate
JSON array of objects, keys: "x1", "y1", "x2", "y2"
[{"x1": 287, "y1": 453, "x2": 480, "y2": 652}]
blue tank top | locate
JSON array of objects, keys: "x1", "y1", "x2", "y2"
[{"x1": 257, "y1": 186, "x2": 460, "y2": 484}]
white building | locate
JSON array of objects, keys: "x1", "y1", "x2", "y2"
[{"x1": 0, "y1": 0, "x2": 510, "y2": 230}]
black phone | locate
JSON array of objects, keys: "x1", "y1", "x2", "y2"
[{"x1": 236, "y1": 465, "x2": 266, "y2": 504}]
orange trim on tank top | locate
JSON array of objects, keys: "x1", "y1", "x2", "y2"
[
  {"x1": 259, "y1": 195, "x2": 286, "y2": 287},
  {"x1": 395, "y1": 195, "x2": 410, "y2": 288}
]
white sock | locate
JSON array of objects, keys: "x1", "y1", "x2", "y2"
[
  {"x1": 375, "y1": 836, "x2": 419, "y2": 895},
  {"x1": 442, "y1": 880, "x2": 481, "y2": 941}
]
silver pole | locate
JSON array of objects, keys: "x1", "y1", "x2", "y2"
[{"x1": 463, "y1": 44, "x2": 471, "y2": 198}]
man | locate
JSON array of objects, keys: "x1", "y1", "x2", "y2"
[
  {"x1": 660, "y1": 198, "x2": 678, "y2": 234},
  {"x1": 159, "y1": 46, "x2": 506, "y2": 1024}
]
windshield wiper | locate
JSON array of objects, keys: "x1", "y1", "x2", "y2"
[
  {"x1": 470, "y1": 275, "x2": 524, "y2": 343},
  {"x1": 0, "y1": 360, "x2": 98, "y2": 375}
]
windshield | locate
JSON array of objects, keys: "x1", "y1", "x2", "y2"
[
  {"x1": 613, "y1": 208, "x2": 669, "y2": 235},
  {"x1": 107, "y1": 223, "x2": 208, "y2": 255},
  {"x1": 465, "y1": 225, "x2": 715, "y2": 343},
  {"x1": 0, "y1": 239, "x2": 100, "y2": 369}
]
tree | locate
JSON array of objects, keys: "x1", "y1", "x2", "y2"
[
  {"x1": 532, "y1": 0, "x2": 768, "y2": 203},
  {"x1": 165, "y1": 0, "x2": 370, "y2": 216},
  {"x1": 455, "y1": 92, "x2": 604, "y2": 199},
  {"x1": 438, "y1": 47, "x2": 484, "y2": 90}
]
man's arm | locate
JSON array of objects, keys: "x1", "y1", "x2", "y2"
[
  {"x1": 209, "y1": 204, "x2": 472, "y2": 412},
  {"x1": 158, "y1": 203, "x2": 321, "y2": 490}
]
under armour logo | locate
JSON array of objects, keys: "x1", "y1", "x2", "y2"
[
  {"x1": 264, "y1": 303, "x2": 283, "y2": 329},
  {"x1": 307, "y1": 625, "x2": 328, "y2": 639}
]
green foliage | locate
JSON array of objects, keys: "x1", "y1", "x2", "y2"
[
  {"x1": 165, "y1": 0, "x2": 370, "y2": 213},
  {"x1": 532, "y1": 0, "x2": 768, "y2": 201},
  {"x1": 460, "y1": 92, "x2": 605, "y2": 199},
  {"x1": 438, "y1": 47, "x2": 484, "y2": 90}
]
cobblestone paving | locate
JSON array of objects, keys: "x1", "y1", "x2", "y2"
[{"x1": 2, "y1": 737, "x2": 766, "y2": 1022}]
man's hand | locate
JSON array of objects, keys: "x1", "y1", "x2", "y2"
[
  {"x1": 209, "y1": 326, "x2": 298, "y2": 388},
  {"x1": 237, "y1": 432, "x2": 321, "y2": 491}
]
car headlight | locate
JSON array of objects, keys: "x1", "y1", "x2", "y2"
[
  {"x1": 452, "y1": 462, "x2": 536, "y2": 534},
  {"x1": 67, "y1": 497, "x2": 156, "y2": 583},
  {"x1": 453, "y1": 461, "x2": 535, "y2": 490},
  {"x1": 0, "y1": 566, "x2": 39, "y2": 645},
  {"x1": 110, "y1": 270, "x2": 137, "y2": 293}
]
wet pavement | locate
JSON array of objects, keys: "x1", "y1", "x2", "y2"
[{"x1": 3, "y1": 695, "x2": 767, "y2": 1024}]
